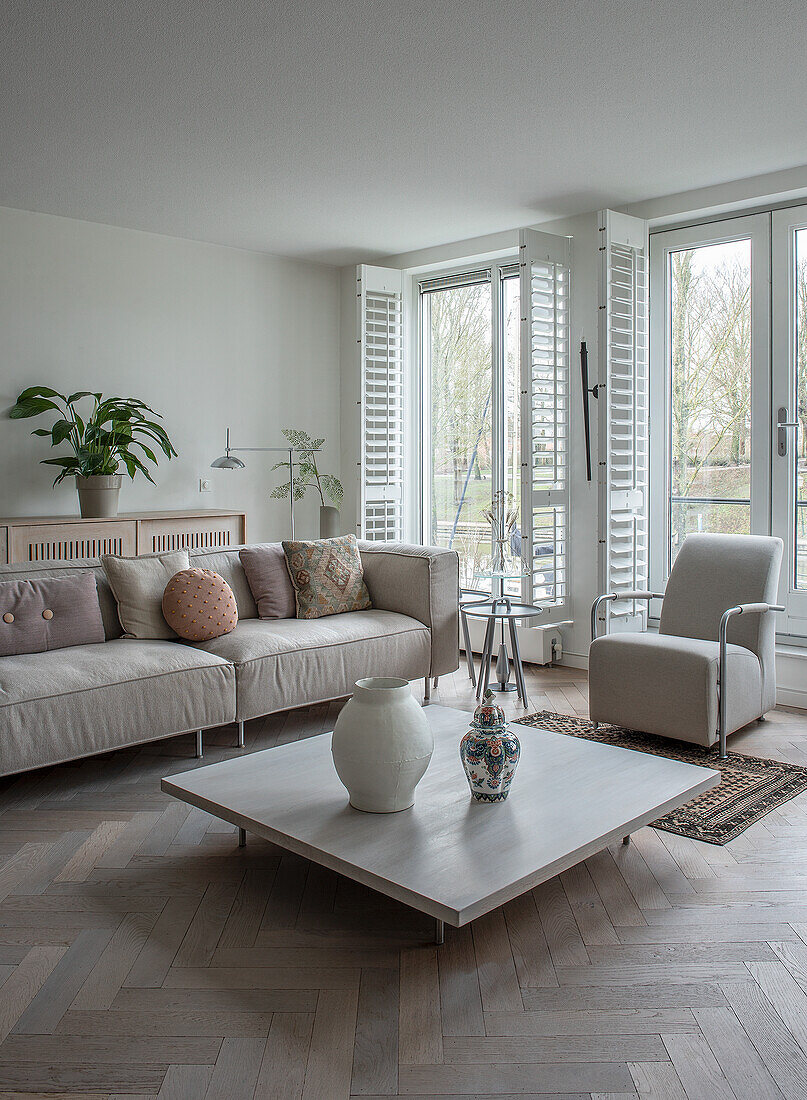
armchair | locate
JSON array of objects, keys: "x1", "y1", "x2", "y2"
[{"x1": 589, "y1": 534, "x2": 783, "y2": 759}]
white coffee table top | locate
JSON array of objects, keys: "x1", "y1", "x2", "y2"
[{"x1": 162, "y1": 705, "x2": 719, "y2": 926}]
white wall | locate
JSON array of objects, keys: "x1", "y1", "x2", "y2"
[{"x1": 0, "y1": 206, "x2": 341, "y2": 541}]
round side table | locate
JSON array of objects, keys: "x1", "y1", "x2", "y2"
[{"x1": 463, "y1": 599, "x2": 544, "y2": 707}]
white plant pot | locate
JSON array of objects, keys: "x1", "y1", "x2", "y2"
[
  {"x1": 319, "y1": 505, "x2": 341, "y2": 539},
  {"x1": 331, "y1": 677, "x2": 434, "y2": 813}
]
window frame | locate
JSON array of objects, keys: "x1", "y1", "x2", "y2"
[
  {"x1": 414, "y1": 256, "x2": 520, "y2": 593},
  {"x1": 648, "y1": 213, "x2": 771, "y2": 594}
]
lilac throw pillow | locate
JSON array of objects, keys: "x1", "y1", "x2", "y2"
[
  {"x1": 0, "y1": 573, "x2": 105, "y2": 657},
  {"x1": 239, "y1": 544, "x2": 297, "y2": 619}
]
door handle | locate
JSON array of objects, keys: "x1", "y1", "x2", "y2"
[{"x1": 777, "y1": 407, "x2": 799, "y2": 457}]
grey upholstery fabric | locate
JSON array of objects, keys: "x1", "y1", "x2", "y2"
[
  {"x1": 0, "y1": 639, "x2": 235, "y2": 777},
  {"x1": 659, "y1": 533, "x2": 782, "y2": 713},
  {"x1": 0, "y1": 559, "x2": 122, "y2": 640},
  {"x1": 191, "y1": 548, "x2": 259, "y2": 619},
  {"x1": 198, "y1": 611, "x2": 431, "y2": 720},
  {"x1": 239, "y1": 544, "x2": 296, "y2": 619},
  {"x1": 589, "y1": 533, "x2": 783, "y2": 746},
  {"x1": 0, "y1": 572, "x2": 105, "y2": 656},
  {"x1": 102, "y1": 549, "x2": 190, "y2": 640},
  {"x1": 589, "y1": 632, "x2": 762, "y2": 746},
  {"x1": 358, "y1": 542, "x2": 460, "y2": 677}
]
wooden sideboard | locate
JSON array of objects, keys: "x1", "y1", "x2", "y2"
[{"x1": 0, "y1": 510, "x2": 247, "y2": 564}]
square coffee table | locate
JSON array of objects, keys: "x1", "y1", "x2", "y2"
[{"x1": 162, "y1": 704, "x2": 719, "y2": 942}]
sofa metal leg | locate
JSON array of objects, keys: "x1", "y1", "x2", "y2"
[
  {"x1": 237, "y1": 720, "x2": 245, "y2": 747},
  {"x1": 433, "y1": 677, "x2": 439, "y2": 689},
  {"x1": 195, "y1": 730, "x2": 203, "y2": 758},
  {"x1": 592, "y1": 721, "x2": 599, "y2": 730},
  {"x1": 238, "y1": 828, "x2": 247, "y2": 848},
  {"x1": 434, "y1": 918, "x2": 444, "y2": 945},
  {"x1": 623, "y1": 835, "x2": 630, "y2": 845},
  {"x1": 424, "y1": 677, "x2": 431, "y2": 704}
]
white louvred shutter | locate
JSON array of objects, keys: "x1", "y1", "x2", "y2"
[
  {"x1": 357, "y1": 265, "x2": 404, "y2": 541},
  {"x1": 597, "y1": 209, "x2": 649, "y2": 631},
  {"x1": 519, "y1": 229, "x2": 571, "y2": 621}
]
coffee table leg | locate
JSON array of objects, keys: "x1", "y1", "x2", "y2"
[
  {"x1": 238, "y1": 828, "x2": 247, "y2": 848},
  {"x1": 434, "y1": 918, "x2": 444, "y2": 945}
]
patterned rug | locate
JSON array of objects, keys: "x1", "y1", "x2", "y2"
[{"x1": 514, "y1": 710, "x2": 807, "y2": 845}]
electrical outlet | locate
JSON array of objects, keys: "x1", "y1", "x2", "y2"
[{"x1": 199, "y1": 478, "x2": 212, "y2": 493}]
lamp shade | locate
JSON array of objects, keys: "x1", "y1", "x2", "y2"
[{"x1": 211, "y1": 454, "x2": 246, "y2": 469}]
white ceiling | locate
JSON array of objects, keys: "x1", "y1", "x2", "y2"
[{"x1": 2, "y1": 0, "x2": 806, "y2": 266}]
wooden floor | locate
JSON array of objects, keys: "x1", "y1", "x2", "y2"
[{"x1": 2, "y1": 663, "x2": 807, "y2": 1099}]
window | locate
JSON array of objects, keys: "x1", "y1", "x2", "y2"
[
  {"x1": 649, "y1": 215, "x2": 770, "y2": 591},
  {"x1": 416, "y1": 232, "x2": 571, "y2": 620},
  {"x1": 420, "y1": 263, "x2": 521, "y2": 595}
]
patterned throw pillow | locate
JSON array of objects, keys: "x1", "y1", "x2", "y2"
[
  {"x1": 282, "y1": 535, "x2": 372, "y2": 619},
  {"x1": 162, "y1": 568, "x2": 238, "y2": 642}
]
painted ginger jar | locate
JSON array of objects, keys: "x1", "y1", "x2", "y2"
[{"x1": 459, "y1": 690, "x2": 521, "y2": 802}]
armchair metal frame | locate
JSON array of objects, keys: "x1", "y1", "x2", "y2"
[{"x1": 590, "y1": 590, "x2": 783, "y2": 761}]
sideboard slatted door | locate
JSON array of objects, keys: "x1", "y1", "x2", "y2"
[
  {"x1": 9, "y1": 521, "x2": 137, "y2": 563},
  {"x1": 138, "y1": 514, "x2": 245, "y2": 554}
]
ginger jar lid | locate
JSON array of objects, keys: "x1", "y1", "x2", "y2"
[{"x1": 471, "y1": 690, "x2": 507, "y2": 731}]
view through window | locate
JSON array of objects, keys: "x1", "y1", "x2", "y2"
[
  {"x1": 423, "y1": 267, "x2": 521, "y2": 594},
  {"x1": 667, "y1": 238, "x2": 752, "y2": 565}
]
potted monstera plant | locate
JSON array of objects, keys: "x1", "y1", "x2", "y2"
[{"x1": 9, "y1": 387, "x2": 178, "y2": 518}]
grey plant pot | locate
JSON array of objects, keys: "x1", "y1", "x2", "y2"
[
  {"x1": 319, "y1": 505, "x2": 341, "y2": 539},
  {"x1": 76, "y1": 474, "x2": 123, "y2": 519}
]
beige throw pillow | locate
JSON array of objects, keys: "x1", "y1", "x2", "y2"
[{"x1": 102, "y1": 550, "x2": 190, "y2": 639}]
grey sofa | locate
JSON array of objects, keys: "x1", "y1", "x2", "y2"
[{"x1": 0, "y1": 541, "x2": 459, "y2": 778}]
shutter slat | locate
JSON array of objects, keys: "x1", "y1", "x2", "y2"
[
  {"x1": 520, "y1": 230, "x2": 571, "y2": 621},
  {"x1": 358, "y1": 269, "x2": 405, "y2": 540},
  {"x1": 598, "y1": 211, "x2": 650, "y2": 630}
]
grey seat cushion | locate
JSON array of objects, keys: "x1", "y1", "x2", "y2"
[
  {"x1": 0, "y1": 639, "x2": 235, "y2": 777},
  {"x1": 197, "y1": 610, "x2": 431, "y2": 720},
  {"x1": 588, "y1": 631, "x2": 762, "y2": 747}
]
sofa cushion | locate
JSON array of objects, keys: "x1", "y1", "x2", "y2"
[
  {"x1": 197, "y1": 610, "x2": 430, "y2": 720},
  {"x1": 0, "y1": 573, "x2": 105, "y2": 656},
  {"x1": 0, "y1": 560, "x2": 122, "y2": 640},
  {"x1": 239, "y1": 544, "x2": 296, "y2": 619},
  {"x1": 0, "y1": 639, "x2": 235, "y2": 777},
  {"x1": 588, "y1": 631, "x2": 762, "y2": 746},
  {"x1": 191, "y1": 547, "x2": 258, "y2": 619},
  {"x1": 282, "y1": 535, "x2": 372, "y2": 619},
  {"x1": 102, "y1": 550, "x2": 190, "y2": 639},
  {"x1": 162, "y1": 568, "x2": 238, "y2": 641}
]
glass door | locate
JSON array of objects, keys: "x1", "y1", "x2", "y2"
[
  {"x1": 420, "y1": 263, "x2": 521, "y2": 596},
  {"x1": 649, "y1": 215, "x2": 770, "y2": 588},
  {"x1": 772, "y1": 206, "x2": 807, "y2": 635}
]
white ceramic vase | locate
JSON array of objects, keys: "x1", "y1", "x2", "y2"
[{"x1": 331, "y1": 677, "x2": 433, "y2": 812}]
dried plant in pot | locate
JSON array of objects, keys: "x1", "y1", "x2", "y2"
[
  {"x1": 9, "y1": 387, "x2": 178, "y2": 518},
  {"x1": 270, "y1": 427, "x2": 343, "y2": 537}
]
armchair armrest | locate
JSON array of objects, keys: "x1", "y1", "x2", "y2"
[
  {"x1": 716, "y1": 602, "x2": 784, "y2": 758},
  {"x1": 358, "y1": 542, "x2": 460, "y2": 677},
  {"x1": 591, "y1": 591, "x2": 665, "y2": 642}
]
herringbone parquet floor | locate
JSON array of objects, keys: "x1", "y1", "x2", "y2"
[{"x1": 3, "y1": 663, "x2": 807, "y2": 1099}]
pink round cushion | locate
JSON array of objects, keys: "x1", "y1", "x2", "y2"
[{"x1": 162, "y1": 568, "x2": 238, "y2": 642}]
